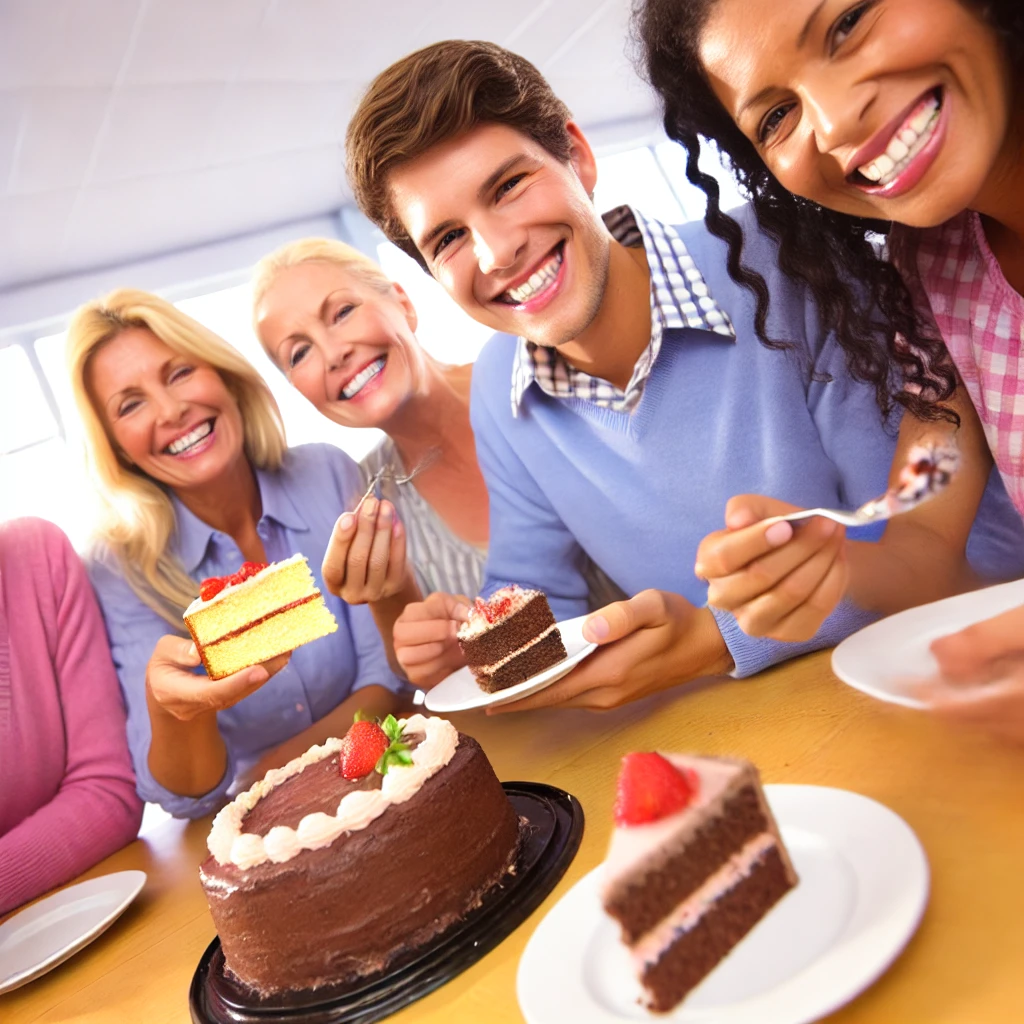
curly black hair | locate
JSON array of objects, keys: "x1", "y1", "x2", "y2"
[{"x1": 634, "y1": 0, "x2": 1024, "y2": 423}]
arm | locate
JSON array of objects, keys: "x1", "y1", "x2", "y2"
[{"x1": 0, "y1": 529, "x2": 143, "y2": 914}]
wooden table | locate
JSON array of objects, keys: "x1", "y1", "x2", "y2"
[{"x1": 4, "y1": 650, "x2": 1024, "y2": 1024}]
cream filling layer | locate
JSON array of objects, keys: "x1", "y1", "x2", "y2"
[
  {"x1": 631, "y1": 831, "x2": 777, "y2": 971},
  {"x1": 206, "y1": 715, "x2": 459, "y2": 869},
  {"x1": 475, "y1": 623, "x2": 559, "y2": 676}
]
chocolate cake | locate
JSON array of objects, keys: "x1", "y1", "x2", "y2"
[
  {"x1": 457, "y1": 585, "x2": 567, "y2": 692},
  {"x1": 601, "y1": 752, "x2": 797, "y2": 1013},
  {"x1": 199, "y1": 715, "x2": 520, "y2": 995}
]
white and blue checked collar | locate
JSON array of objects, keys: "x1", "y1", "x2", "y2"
[{"x1": 510, "y1": 206, "x2": 735, "y2": 415}]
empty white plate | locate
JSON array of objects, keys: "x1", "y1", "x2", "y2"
[
  {"x1": 832, "y1": 578, "x2": 1024, "y2": 708},
  {"x1": 518, "y1": 785, "x2": 928, "y2": 1024},
  {"x1": 0, "y1": 870, "x2": 147, "y2": 994},
  {"x1": 424, "y1": 614, "x2": 598, "y2": 713}
]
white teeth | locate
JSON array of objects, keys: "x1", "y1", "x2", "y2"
[
  {"x1": 505, "y1": 248, "x2": 563, "y2": 304},
  {"x1": 341, "y1": 357, "x2": 385, "y2": 399},
  {"x1": 857, "y1": 93, "x2": 941, "y2": 188},
  {"x1": 166, "y1": 420, "x2": 212, "y2": 455}
]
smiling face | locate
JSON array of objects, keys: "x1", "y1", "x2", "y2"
[
  {"x1": 255, "y1": 261, "x2": 429, "y2": 429},
  {"x1": 699, "y1": 0, "x2": 1015, "y2": 227},
  {"x1": 386, "y1": 122, "x2": 611, "y2": 349},
  {"x1": 86, "y1": 326, "x2": 247, "y2": 494}
]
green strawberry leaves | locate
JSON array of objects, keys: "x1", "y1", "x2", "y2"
[{"x1": 374, "y1": 714, "x2": 412, "y2": 775}]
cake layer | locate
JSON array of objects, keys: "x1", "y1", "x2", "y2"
[
  {"x1": 200, "y1": 599, "x2": 337, "y2": 680},
  {"x1": 186, "y1": 556, "x2": 316, "y2": 643},
  {"x1": 459, "y1": 592, "x2": 557, "y2": 668},
  {"x1": 639, "y1": 844, "x2": 794, "y2": 1012},
  {"x1": 604, "y1": 784, "x2": 767, "y2": 943},
  {"x1": 200, "y1": 734, "x2": 520, "y2": 995},
  {"x1": 471, "y1": 628, "x2": 567, "y2": 693}
]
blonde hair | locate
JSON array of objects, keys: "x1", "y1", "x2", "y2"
[
  {"x1": 251, "y1": 237, "x2": 393, "y2": 354},
  {"x1": 67, "y1": 288, "x2": 288, "y2": 627}
]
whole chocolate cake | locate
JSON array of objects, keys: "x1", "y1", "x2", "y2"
[
  {"x1": 199, "y1": 715, "x2": 520, "y2": 995},
  {"x1": 457, "y1": 585, "x2": 567, "y2": 692}
]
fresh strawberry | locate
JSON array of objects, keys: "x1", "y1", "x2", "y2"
[
  {"x1": 339, "y1": 720, "x2": 390, "y2": 779},
  {"x1": 199, "y1": 577, "x2": 227, "y2": 601},
  {"x1": 237, "y1": 561, "x2": 267, "y2": 580},
  {"x1": 613, "y1": 752, "x2": 697, "y2": 827}
]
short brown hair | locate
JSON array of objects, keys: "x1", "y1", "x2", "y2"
[{"x1": 346, "y1": 40, "x2": 573, "y2": 267}]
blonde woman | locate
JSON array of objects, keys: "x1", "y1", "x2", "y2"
[{"x1": 69, "y1": 289, "x2": 404, "y2": 818}]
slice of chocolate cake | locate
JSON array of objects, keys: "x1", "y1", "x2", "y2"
[
  {"x1": 601, "y1": 752, "x2": 797, "y2": 1013},
  {"x1": 456, "y1": 585, "x2": 567, "y2": 693}
]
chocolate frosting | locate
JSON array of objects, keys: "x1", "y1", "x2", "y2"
[{"x1": 200, "y1": 733, "x2": 520, "y2": 995}]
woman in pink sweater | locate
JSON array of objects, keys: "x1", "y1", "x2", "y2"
[{"x1": 0, "y1": 518, "x2": 143, "y2": 916}]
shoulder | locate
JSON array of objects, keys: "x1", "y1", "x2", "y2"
[
  {"x1": 0, "y1": 516, "x2": 72, "y2": 564},
  {"x1": 471, "y1": 332, "x2": 518, "y2": 391}
]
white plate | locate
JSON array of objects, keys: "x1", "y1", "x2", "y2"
[
  {"x1": 831, "y1": 578, "x2": 1024, "y2": 709},
  {"x1": 424, "y1": 614, "x2": 598, "y2": 712},
  {"x1": 0, "y1": 870, "x2": 147, "y2": 994},
  {"x1": 518, "y1": 785, "x2": 928, "y2": 1024}
]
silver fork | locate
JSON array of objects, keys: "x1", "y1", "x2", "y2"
[
  {"x1": 760, "y1": 442, "x2": 960, "y2": 530},
  {"x1": 351, "y1": 446, "x2": 442, "y2": 515}
]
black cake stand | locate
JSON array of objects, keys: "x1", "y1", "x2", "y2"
[{"x1": 189, "y1": 782, "x2": 584, "y2": 1024}]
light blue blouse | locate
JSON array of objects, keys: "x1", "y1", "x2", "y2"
[{"x1": 88, "y1": 443, "x2": 405, "y2": 819}]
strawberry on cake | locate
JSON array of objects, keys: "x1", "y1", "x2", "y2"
[
  {"x1": 184, "y1": 554, "x2": 337, "y2": 680},
  {"x1": 601, "y1": 752, "x2": 797, "y2": 1013},
  {"x1": 456, "y1": 585, "x2": 567, "y2": 693}
]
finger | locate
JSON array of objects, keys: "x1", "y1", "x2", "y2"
[
  {"x1": 396, "y1": 639, "x2": 457, "y2": 667},
  {"x1": 384, "y1": 517, "x2": 408, "y2": 592},
  {"x1": 922, "y1": 675, "x2": 1024, "y2": 740},
  {"x1": 931, "y1": 604, "x2": 1024, "y2": 681},
  {"x1": 203, "y1": 664, "x2": 274, "y2": 707},
  {"x1": 260, "y1": 652, "x2": 291, "y2": 677},
  {"x1": 723, "y1": 494, "x2": 802, "y2": 531},
  {"x1": 394, "y1": 615, "x2": 459, "y2": 648},
  {"x1": 728, "y1": 529, "x2": 846, "y2": 638},
  {"x1": 583, "y1": 589, "x2": 666, "y2": 645},
  {"x1": 322, "y1": 513, "x2": 356, "y2": 595},
  {"x1": 423, "y1": 591, "x2": 472, "y2": 622},
  {"x1": 364, "y1": 500, "x2": 396, "y2": 592},
  {"x1": 696, "y1": 515, "x2": 838, "y2": 581},
  {"x1": 154, "y1": 634, "x2": 203, "y2": 667},
  {"x1": 705, "y1": 518, "x2": 841, "y2": 610},
  {"x1": 345, "y1": 497, "x2": 380, "y2": 590}
]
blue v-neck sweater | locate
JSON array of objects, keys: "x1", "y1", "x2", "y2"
[{"x1": 469, "y1": 209, "x2": 1024, "y2": 677}]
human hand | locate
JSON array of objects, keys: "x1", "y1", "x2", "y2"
[
  {"x1": 695, "y1": 495, "x2": 847, "y2": 642},
  {"x1": 322, "y1": 498, "x2": 408, "y2": 605},
  {"x1": 914, "y1": 604, "x2": 1024, "y2": 744},
  {"x1": 145, "y1": 635, "x2": 290, "y2": 722},
  {"x1": 392, "y1": 592, "x2": 471, "y2": 688},
  {"x1": 488, "y1": 589, "x2": 734, "y2": 713}
]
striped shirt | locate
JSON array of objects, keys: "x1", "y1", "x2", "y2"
[
  {"x1": 510, "y1": 206, "x2": 735, "y2": 415},
  {"x1": 360, "y1": 438, "x2": 487, "y2": 599}
]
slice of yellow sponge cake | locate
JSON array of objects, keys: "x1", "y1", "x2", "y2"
[{"x1": 184, "y1": 554, "x2": 337, "y2": 680}]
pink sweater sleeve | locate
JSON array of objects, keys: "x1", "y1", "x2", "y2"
[{"x1": 0, "y1": 520, "x2": 144, "y2": 916}]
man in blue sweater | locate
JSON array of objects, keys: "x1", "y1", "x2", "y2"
[{"x1": 343, "y1": 40, "x2": 1024, "y2": 709}]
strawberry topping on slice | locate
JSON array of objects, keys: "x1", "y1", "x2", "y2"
[
  {"x1": 339, "y1": 720, "x2": 391, "y2": 780},
  {"x1": 198, "y1": 561, "x2": 268, "y2": 602},
  {"x1": 613, "y1": 752, "x2": 698, "y2": 827}
]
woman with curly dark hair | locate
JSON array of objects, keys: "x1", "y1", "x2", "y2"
[{"x1": 637, "y1": 0, "x2": 1024, "y2": 740}]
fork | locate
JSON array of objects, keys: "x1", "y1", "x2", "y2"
[
  {"x1": 759, "y1": 441, "x2": 960, "y2": 531},
  {"x1": 351, "y1": 446, "x2": 442, "y2": 515}
]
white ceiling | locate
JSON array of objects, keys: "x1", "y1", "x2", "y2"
[{"x1": 0, "y1": 0, "x2": 659, "y2": 294}]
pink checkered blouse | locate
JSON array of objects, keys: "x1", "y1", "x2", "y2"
[{"x1": 892, "y1": 211, "x2": 1024, "y2": 518}]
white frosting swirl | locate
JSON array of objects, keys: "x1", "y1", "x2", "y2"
[{"x1": 207, "y1": 715, "x2": 459, "y2": 868}]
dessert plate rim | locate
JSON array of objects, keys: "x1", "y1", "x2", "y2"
[
  {"x1": 517, "y1": 784, "x2": 929, "y2": 1024},
  {"x1": 0, "y1": 870, "x2": 147, "y2": 995},
  {"x1": 424, "y1": 613, "x2": 598, "y2": 713},
  {"x1": 189, "y1": 781, "x2": 584, "y2": 1024},
  {"x1": 831, "y1": 577, "x2": 1024, "y2": 709}
]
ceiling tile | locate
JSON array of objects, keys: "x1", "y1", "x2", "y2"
[
  {"x1": 123, "y1": 0, "x2": 264, "y2": 84},
  {"x1": 87, "y1": 83, "x2": 224, "y2": 184},
  {"x1": 0, "y1": 188, "x2": 79, "y2": 287},
  {"x1": 8, "y1": 87, "x2": 111, "y2": 195}
]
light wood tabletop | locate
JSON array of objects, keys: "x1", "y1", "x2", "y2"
[{"x1": 3, "y1": 649, "x2": 1023, "y2": 1024}]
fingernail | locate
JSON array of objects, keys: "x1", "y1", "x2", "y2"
[
  {"x1": 363, "y1": 498, "x2": 377, "y2": 517},
  {"x1": 726, "y1": 509, "x2": 757, "y2": 529},
  {"x1": 583, "y1": 615, "x2": 609, "y2": 642},
  {"x1": 379, "y1": 503, "x2": 392, "y2": 521},
  {"x1": 764, "y1": 521, "x2": 793, "y2": 546},
  {"x1": 453, "y1": 603, "x2": 471, "y2": 621},
  {"x1": 187, "y1": 643, "x2": 198, "y2": 659},
  {"x1": 393, "y1": 518, "x2": 403, "y2": 536},
  {"x1": 694, "y1": 562, "x2": 706, "y2": 579},
  {"x1": 340, "y1": 513, "x2": 355, "y2": 531}
]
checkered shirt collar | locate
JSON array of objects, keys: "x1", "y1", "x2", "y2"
[{"x1": 510, "y1": 206, "x2": 735, "y2": 414}]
